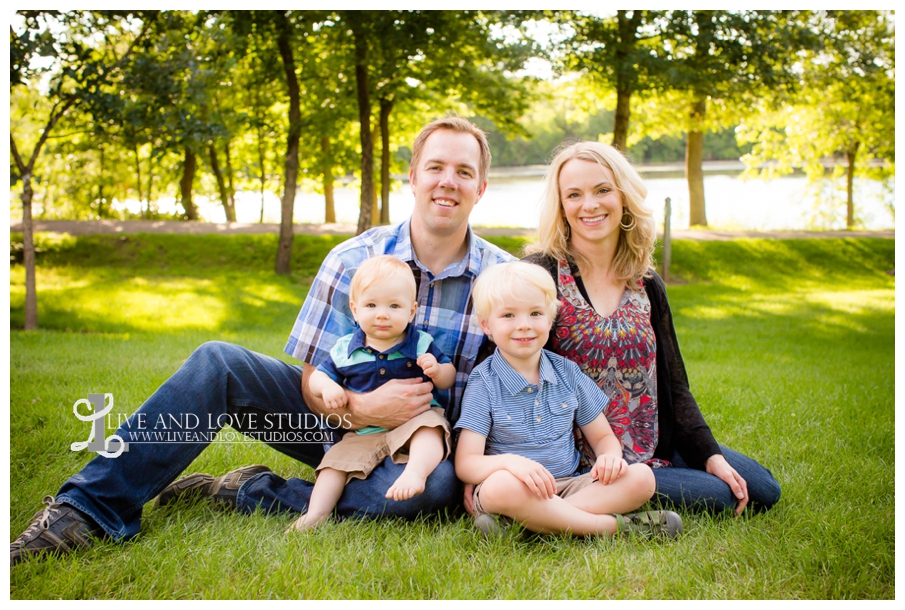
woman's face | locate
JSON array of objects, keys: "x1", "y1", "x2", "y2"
[{"x1": 558, "y1": 158, "x2": 625, "y2": 250}]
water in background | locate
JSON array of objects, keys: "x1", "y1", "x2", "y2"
[{"x1": 127, "y1": 170, "x2": 896, "y2": 231}]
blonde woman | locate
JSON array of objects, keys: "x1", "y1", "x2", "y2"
[{"x1": 522, "y1": 141, "x2": 780, "y2": 515}]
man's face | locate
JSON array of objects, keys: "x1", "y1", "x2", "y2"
[{"x1": 409, "y1": 129, "x2": 487, "y2": 239}]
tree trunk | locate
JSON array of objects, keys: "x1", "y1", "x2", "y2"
[
  {"x1": 686, "y1": 96, "x2": 707, "y2": 227},
  {"x1": 208, "y1": 143, "x2": 236, "y2": 222},
  {"x1": 257, "y1": 123, "x2": 267, "y2": 223},
  {"x1": 321, "y1": 135, "x2": 336, "y2": 223},
  {"x1": 133, "y1": 143, "x2": 145, "y2": 219},
  {"x1": 275, "y1": 10, "x2": 301, "y2": 275},
  {"x1": 845, "y1": 142, "x2": 859, "y2": 229},
  {"x1": 611, "y1": 10, "x2": 642, "y2": 152},
  {"x1": 145, "y1": 146, "x2": 155, "y2": 218},
  {"x1": 97, "y1": 145, "x2": 106, "y2": 218},
  {"x1": 351, "y1": 17, "x2": 374, "y2": 235},
  {"x1": 180, "y1": 147, "x2": 198, "y2": 220},
  {"x1": 612, "y1": 86, "x2": 631, "y2": 152},
  {"x1": 20, "y1": 172, "x2": 38, "y2": 330},
  {"x1": 379, "y1": 98, "x2": 393, "y2": 224},
  {"x1": 224, "y1": 139, "x2": 237, "y2": 222}
]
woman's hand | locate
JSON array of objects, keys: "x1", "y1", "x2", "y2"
[
  {"x1": 706, "y1": 454, "x2": 749, "y2": 515},
  {"x1": 463, "y1": 483, "x2": 476, "y2": 516},
  {"x1": 590, "y1": 454, "x2": 628, "y2": 485}
]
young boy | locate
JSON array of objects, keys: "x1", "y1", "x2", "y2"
[
  {"x1": 287, "y1": 255, "x2": 457, "y2": 531},
  {"x1": 454, "y1": 262, "x2": 683, "y2": 538}
]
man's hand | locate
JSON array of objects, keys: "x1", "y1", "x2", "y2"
[
  {"x1": 706, "y1": 454, "x2": 749, "y2": 515},
  {"x1": 590, "y1": 454, "x2": 628, "y2": 486},
  {"x1": 417, "y1": 353, "x2": 441, "y2": 380},
  {"x1": 345, "y1": 377, "x2": 434, "y2": 430},
  {"x1": 302, "y1": 366, "x2": 433, "y2": 429}
]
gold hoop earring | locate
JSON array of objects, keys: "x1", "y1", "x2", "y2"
[{"x1": 620, "y1": 211, "x2": 636, "y2": 232}]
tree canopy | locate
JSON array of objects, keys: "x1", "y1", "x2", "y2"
[{"x1": 10, "y1": 9, "x2": 896, "y2": 325}]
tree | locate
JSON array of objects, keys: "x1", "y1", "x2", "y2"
[
  {"x1": 737, "y1": 10, "x2": 894, "y2": 229},
  {"x1": 565, "y1": 10, "x2": 665, "y2": 152},
  {"x1": 10, "y1": 10, "x2": 153, "y2": 329},
  {"x1": 336, "y1": 10, "x2": 536, "y2": 234},
  {"x1": 650, "y1": 10, "x2": 813, "y2": 226}
]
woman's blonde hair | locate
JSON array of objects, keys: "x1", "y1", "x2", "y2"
[
  {"x1": 527, "y1": 141, "x2": 657, "y2": 287},
  {"x1": 472, "y1": 262, "x2": 560, "y2": 322}
]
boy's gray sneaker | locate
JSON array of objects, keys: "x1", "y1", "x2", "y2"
[
  {"x1": 155, "y1": 464, "x2": 272, "y2": 508},
  {"x1": 10, "y1": 496, "x2": 106, "y2": 567},
  {"x1": 614, "y1": 510, "x2": 683, "y2": 539},
  {"x1": 474, "y1": 513, "x2": 512, "y2": 537}
]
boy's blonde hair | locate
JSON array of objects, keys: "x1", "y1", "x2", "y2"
[
  {"x1": 350, "y1": 255, "x2": 416, "y2": 302},
  {"x1": 472, "y1": 262, "x2": 560, "y2": 322},
  {"x1": 525, "y1": 140, "x2": 656, "y2": 287}
]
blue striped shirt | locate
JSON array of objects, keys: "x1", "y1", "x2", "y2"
[
  {"x1": 285, "y1": 219, "x2": 514, "y2": 419},
  {"x1": 455, "y1": 348, "x2": 610, "y2": 478}
]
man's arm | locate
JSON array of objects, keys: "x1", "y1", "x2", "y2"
[{"x1": 300, "y1": 365, "x2": 434, "y2": 430}]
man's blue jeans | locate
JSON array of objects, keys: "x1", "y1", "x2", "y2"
[
  {"x1": 652, "y1": 446, "x2": 781, "y2": 513},
  {"x1": 56, "y1": 341, "x2": 461, "y2": 540}
]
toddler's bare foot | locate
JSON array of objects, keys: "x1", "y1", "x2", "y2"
[
  {"x1": 285, "y1": 511, "x2": 330, "y2": 533},
  {"x1": 385, "y1": 470, "x2": 427, "y2": 501}
]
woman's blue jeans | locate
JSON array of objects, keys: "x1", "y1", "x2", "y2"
[
  {"x1": 55, "y1": 341, "x2": 461, "y2": 540},
  {"x1": 652, "y1": 446, "x2": 781, "y2": 513}
]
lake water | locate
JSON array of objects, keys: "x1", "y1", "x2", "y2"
[{"x1": 137, "y1": 169, "x2": 896, "y2": 231}]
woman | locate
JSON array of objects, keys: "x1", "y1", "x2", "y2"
[{"x1": 522, "y1": 141, "x2": 780, "y2": 514}]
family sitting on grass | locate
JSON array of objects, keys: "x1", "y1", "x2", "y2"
[{"x1": 12, "y1": 117, "x2": 780, "y2": 566}]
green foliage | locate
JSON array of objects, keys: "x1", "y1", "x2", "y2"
[
  {"x1": 737, "y1": 11, "x2": 894, "y2": 226},
  {"x1": 8, "y1": 234, "x2": 894, "y2": 598}
]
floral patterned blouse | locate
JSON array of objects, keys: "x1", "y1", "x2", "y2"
[{"x1": 550, "y1": 259, "x2": 666, "y2": 466}]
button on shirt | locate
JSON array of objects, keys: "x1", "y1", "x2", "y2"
[
  {"x1": 455, "y1": 348, "x2": 610, "y2": 478},
  {"x1": 284, "y1": 219, "x2": 514, "y2": 421}
]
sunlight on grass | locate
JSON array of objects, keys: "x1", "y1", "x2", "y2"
[
  {"x1": 9, "y1": 234, "x2": 895, "y2": 599},
  {"x1": 11, "y1": 267, "x2": 308, "y2": 334},
  {"x1": 679, "y1": 288, "x2": 892, "y2": 327}
]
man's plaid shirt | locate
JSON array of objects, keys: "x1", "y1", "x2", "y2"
[{"x1": 284, "y1": 219, "x2": 515, "y2": 425}]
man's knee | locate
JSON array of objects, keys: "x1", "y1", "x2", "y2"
[
  {"x1": 191, "y1": 340, "x2": 243, "y2": 366},
  {"x1": 421, "y1": 459, "x2": 461, "y2": 509}
]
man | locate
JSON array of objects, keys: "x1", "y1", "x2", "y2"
[{"x1": 11, "y1": 117, "x2": 515, "y2": 566}]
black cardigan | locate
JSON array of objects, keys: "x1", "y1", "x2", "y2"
[{"x1": 521, "y1": 253, "x2": 722, "y2": 470}]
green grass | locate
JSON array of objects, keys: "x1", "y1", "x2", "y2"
[{"x1": 9, "y1": 233, "x2": 895, "y2": 599}]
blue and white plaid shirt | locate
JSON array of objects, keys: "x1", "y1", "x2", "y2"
[{"x1": 285, "y1": 219, "x2": 515, "y2": 424}]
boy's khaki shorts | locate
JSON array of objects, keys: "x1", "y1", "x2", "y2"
[
  {"x1": 473, "y1": 471, "x2": 597, "y2": 517},
  {"x1": 316, "y1": 407, "x2": 451, "y2": 484}
]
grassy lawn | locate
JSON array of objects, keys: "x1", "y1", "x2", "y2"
[{"x1": 9, "y1": 232, "x2": 895, "y2": 599}]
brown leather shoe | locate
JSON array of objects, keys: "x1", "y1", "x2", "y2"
[
  {"x1": 155, "y1": 464, "x2": 272, "y2": 508},
  {"x1": 10, "y1": 496, "x2": 106, "y2": 567}
]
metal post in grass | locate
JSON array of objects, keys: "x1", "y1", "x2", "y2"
[{"x1": 662, "y1": 197, "x2": 672, "y2": 282}]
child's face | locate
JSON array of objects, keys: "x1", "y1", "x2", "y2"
[
  {"x1": 350, "y1": 272, "x2": 417, "y2": 345},
  {"x1": 478, "y1": 284, "x2": 554, "y2": 367}
]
